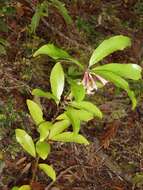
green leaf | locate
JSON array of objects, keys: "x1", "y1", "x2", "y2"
[
  {"x1": 50, "y1": 0, "x2": 72, "y2": 24},
  {"x1": 51, "y1": 132, "x2": 89, "y2": 145},
  {"x1": 30, "y1": 1, "x2": 48, "y2": 34},
  {"x1": 65, "y1": 107, "x2": 93, "y2": 133},
  {"x1": 70, "y1": 101, "x2": 102, "y2": 119},
  {"x1": 39, "y1": 163, "x2": 56, "y2": 181},
  {"x1": 33, "y1": 44, "x2": 71, "y2": 59},
  {"x1": 15, "y1": 129, "x2": 36, "y2": 158},
  {"x1": 11, "y1": 187, "x2": 19, "y2": 190},
  {"x1": 89, "y1": 35, "x2": 131, "y2": 67},
  {"x1": 93, "y1": 70, "x2": 137, "y2": 109},
  {"x1": 50, "y1": 62, "x2": 65, "y2": 102},
  {"x1": 27, "y1": 99, "x2": 44, "y2": 125},
  {"x1": 70, "y1": 80, "x2": 85, "y2": 102},
  {"x1": 19, "y1": 185, "x2": 31, "y2": 190},
  {"x1": 36, "y1": 141, "x2": 51, "y2": 160},
  {"x1": 30, "y1": 7, "x2": 41, "y2": 34},
  {"x1": 67, "y1": 108, "x2": 94, "y2": 122},
  {"x1": 93, "y1": 64, "x2": 142, "y2": 80},
  {"x1": 49, "y1": 119, "x2": 70, "y2": 139},
  {"x1": 33, "y1": 44, "x2": 83, "y2": 69},
  {"x1": 56, "y1": 112, "x2": 69, "y2": 120},
  {"x1": 32, "y1": 88, "x2": 56, "y2": 100},
  {"x1": 66, "y1": 108, "x2": 80, "y2": 134},
  {"x1": 38, "y1": 122, "x2": 52, "y2": 141},
  {"x1": 127, "y1": 90, "x2": 137, "y2": 110}
]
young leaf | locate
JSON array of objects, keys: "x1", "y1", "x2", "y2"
[
  {"x1": 32, "y1": 88, "x2": 56, "y2": 100},
  {"x1": 27, "y1": 99, "x2": 44, "y2": 125},
  {"x1": 70, "y1": 81, "x2": 85, "y2": 102},
  {"x1": 66, "y1": 108, "x2": 81, "y2": 134},
  {"x1": 30, "y1": 1, "x2": 48, "y2": 34},
  {"x1": 15, "y1": 129, "x2": 36, "y2": 158},
  {"x1": 50, "y1": 62, "x2": 65, "y2": 102},
  {"x1": 70, "y1": 101, "x2": 102, "y2": 119},
  {"x1": 36, "y1": 141, "x2": 51, "y2": 160},
  {"x1": 93, "y1": 64, "x2": 142, "y2": 80},
  {"x1": 33, "y1": 44, "x2": 83, "y2": 69},
  {"x1": 33, "y1": 44, "x2": 71, "y2": 59},
  {"x1": 49, "y1": 119, "x2": 70, "y2": 139},
  {"x1": 89, "y1": 35, "x2": 131, "y2": 67},
  {"x1": 39, "y1": 163, "x2": 56, "y2": 181},
  {"x1": 50, "y1": 0, "x2": 72, "y2": 24},
  {"x1": 30, "y1": 6, "x2": 41, "y2": 34},
  {"x1": 19, "y1": 185, "x2": 31, "y2": 190},
  {"x1": 11, "y1": 187, "x2": 19, "y2": 190},
  {"x1": 66, "y1": 108, "x2": 94, "y2": 122},
  {"x1": 93, "y1": 70, "x2": 137, "y2": 109},
  {"x1": 51, "y1": 132, "x2": 89, "y2": 145},
  {"x1": 38, "y1": 122, "x2": 52, "y2": 141}
]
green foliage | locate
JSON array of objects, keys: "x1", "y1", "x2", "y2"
[
  {"x1": 12, "y1": 186, "x2": 31, "y2": 190},
  {"x1": 49, "y1": 0, "x2": 72, "y2": 24},
  {"x1": 36, "y1": 141, "x2": 51, "y2": 160},
  {"x1": 29, "y1": 0, "x2": 72, "y2": 34},
  {"x1": 38, "y1": 163, "x2": 56, "y2": 181},
  {"x1": 49, "y1": 119, "x2": 70, "y2": 139},
  {"x1": 11, "y1": 187, "x2": 19, "y2": 190},
  {"x1": 92, "y1": 69, "x2": 137, "y2": 109},
  {"x1": 33, "y1": 43, "x2": 71, "y2": 59},
  {"x1": 33, "y1": 43, "x2": 83, "y2": 68},
  {"x1": 93, "y1": 64, "x2": 142, "y2": 80},
  {"x1": 51, "y1": 132, "x2": 89, "y2": 145},
  {"x1": 15, "y1": 129, "x2": 36, "y2": 158},
  {"x1": 0, "y1": 0, "x2": 16, "y2": 34},
  {"x1": 30, "y1": 1, "x2": 49, "y2": 34},
  {"x1": 32, "y1": 88, "x2": 56, "y2": 100},
  {"x1": 50, "y1": 62, "x2": 65, "y2": 103},
  {"x1": 70, "y1": 101, "x2": 102, "y2": 119},
  {"x1": 15, "y1": 35, "x2": 142, "y2": 186},
  {"x1": 69, "y1": 80, "x2": 85, "y2": 102},
  {"x1": 89, "y1": 35, "x2": 131, "y2": 66},
  {"x1": 27, "y1": 99, "x2": 44, "y2": 125},
  {"x1": 18, "y1": 185, "x2": 31, "y2": 190},
  {"x1": 12, "y1": 185, "x2": 31, "y2": 190},
  {"x1": 38, "y1": 122, "x2": 52, "y2": 141}
]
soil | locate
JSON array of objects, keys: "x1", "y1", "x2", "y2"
[{"x1": 0, "y1": 0, "x2": 143, "y2": 190}]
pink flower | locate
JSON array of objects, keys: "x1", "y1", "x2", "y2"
[{"x1": 82, "y1": 71, "x2": 108, "y2": 95}]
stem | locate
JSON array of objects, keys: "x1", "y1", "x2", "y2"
[{"x1": 30, "y1": 156, "x2": 40, "y2": 185}]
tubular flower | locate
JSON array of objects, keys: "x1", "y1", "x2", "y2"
[{"x1": 82, "y1": 71, "x2": 108, "y2": 94}]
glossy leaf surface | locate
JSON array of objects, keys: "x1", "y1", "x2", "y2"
[
  {"x1": 27, "y1": 99, "x2": 44, "y2": 125},
  {"x1": 39, "y1": 163, "x2": 56, "y2": 181},
  {"x1": 36, "y1": 141, "x2": 51, "y2": 160},
  {"x1": 89, "y1": 35, "x2": 131, "y2": 66},
  {"x1": 51, "y1": 132, "x2": 89, "y2": 145},
  {"x1": 15, "y1": 129, "x2": 36, "y2": 157},
  {"x1": 50, "y1": 62, "x2": 65, "y2": 102}
]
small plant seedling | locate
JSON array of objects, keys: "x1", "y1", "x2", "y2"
[
  {"x1": 29, "y1": 0, "x2": 72, "y2": 34},
  {"x1": 15, "y1": 35, "x2": 142, "y2": 188}
]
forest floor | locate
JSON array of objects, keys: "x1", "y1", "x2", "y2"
[{"x1": 0, "y1": 0, "x2": 143, "y2": 190}]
